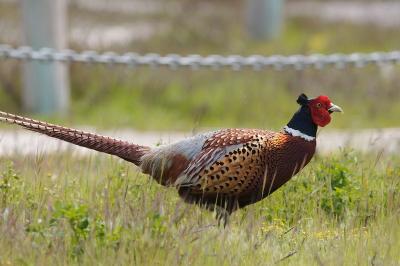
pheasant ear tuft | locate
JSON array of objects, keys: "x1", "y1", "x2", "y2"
[{"x1": 297, "y1": 93, "x2": 309, "y2": 106}]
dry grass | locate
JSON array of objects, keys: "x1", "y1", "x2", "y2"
[{"x1": 0, "y1": 150, "x2": 399, "y2": 265}]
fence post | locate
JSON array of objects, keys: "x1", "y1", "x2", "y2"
[
  {"x1": 21, "y1": 0, "x2": 69, "y2": 115},
  {"x1": 246, "y1": 0, "x2": 284, "y2": 40}
]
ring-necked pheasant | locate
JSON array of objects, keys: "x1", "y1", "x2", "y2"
[{"x1": 0, "y1": 94, "x2": 342, "y2": 223}]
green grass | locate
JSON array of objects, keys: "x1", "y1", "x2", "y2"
[{"x1": 0, "y1": 150, "x2": 399, "y2": 265}]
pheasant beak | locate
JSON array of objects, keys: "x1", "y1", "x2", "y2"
[{"x1": 328, "y1": 103, "x2": 343, "y2": 114}]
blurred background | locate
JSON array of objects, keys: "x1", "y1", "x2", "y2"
[
  {"x1": 2, "y1": 2, "x2": 400, "y2": 263},
  {"x1": 0, "y1": 0, "x2": 399, "y2": 133}
]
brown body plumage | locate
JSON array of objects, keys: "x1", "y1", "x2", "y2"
[
  {"x1": 142, "y1": 129, "x2": 315, "y2": 214},
  {"x1": 0, "y1": 94, "x2": 342, "y2": 223}
]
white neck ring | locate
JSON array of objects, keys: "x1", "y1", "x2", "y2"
[{"x1": 283, "y1": 126, "x2": 315, "y2": 141}]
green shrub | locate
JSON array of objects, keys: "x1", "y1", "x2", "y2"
[{"x1": 315, "y1": 153, "x2": 360, "y2": 218}]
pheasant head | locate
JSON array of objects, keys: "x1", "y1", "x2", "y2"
[{"x1": 285, "y1": 93, "x2": 343, "y2": 140}]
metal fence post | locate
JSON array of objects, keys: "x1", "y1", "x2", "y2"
[
  {"x1": 246, "y1": 0, "x2": 284, "y2": 40},
  {"x1": 21, "y1": 0, "x2": 69, "y2": 115}
]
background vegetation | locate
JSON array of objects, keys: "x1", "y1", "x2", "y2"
[{"x1": 0, "y1": 1, "x2": 399, "y2": 130}]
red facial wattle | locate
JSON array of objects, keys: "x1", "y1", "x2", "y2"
[
  {"x1": 310, "y1": 107, "x2": 331, "y2": 127},
  {"x1": 308, "y1": 95, "x2": 333, "y2": 127}
]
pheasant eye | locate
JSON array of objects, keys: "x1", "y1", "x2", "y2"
[{"x1": 316, "y1": 103, "x2": 322, "y2": 108}]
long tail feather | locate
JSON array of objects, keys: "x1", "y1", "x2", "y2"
[{"x1": 0, "y1": 111, "x2": 150, "y2": 166}]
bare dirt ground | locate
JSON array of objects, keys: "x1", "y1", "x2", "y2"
[{"x1": 1, "y1": 127, "x2": 399, "y2": 157}]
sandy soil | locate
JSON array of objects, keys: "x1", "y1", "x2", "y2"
[{"x1": 1, "y1": 127, "x2": 399, "y2": 157}]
